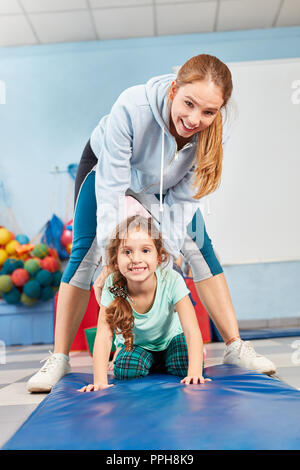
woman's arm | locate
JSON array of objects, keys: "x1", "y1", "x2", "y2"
[
  {"x1": 175, "y1": 294, "x2": 210, "y2": 384},
  {"x1": 78, "y1": 305, "x2": 114, "y2": 392}
]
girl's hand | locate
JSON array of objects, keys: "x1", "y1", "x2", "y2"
[
  {"x1": 78, "y1": 383, "x2": 114, "y2": 392},
  {"x1": 93, "y1": 266, "x2": 111, "y2": 306},
  {"x1": 107, "y1": 361, "x2": 114, "y2": 371},
  {"x1": 180, "y1": 375, "x2": 212, "y2": 385}
]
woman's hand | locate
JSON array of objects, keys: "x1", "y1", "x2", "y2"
[
  {"x1": 180, "y1": 375, "x2": 212, "y2": 385},
  {"x1": 93, "y1": 265, "x2": 111, "y2": 306},
  {"x1": 78, "y1": 383, "x2": 114, "y2": 392}
]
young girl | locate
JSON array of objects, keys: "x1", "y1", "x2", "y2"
[{"x1": 79, "y1": 215, "x2": 210, "y2": 392}]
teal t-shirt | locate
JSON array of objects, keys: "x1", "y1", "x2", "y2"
[{"x1": 100, "y1": 266, "x2": 190, "y2": 351}]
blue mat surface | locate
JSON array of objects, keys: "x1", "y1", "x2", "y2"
[{"x1": 3, "y1": 365, "x2": 300, "y2": 450}]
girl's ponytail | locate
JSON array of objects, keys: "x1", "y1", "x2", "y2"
[{"x1": 105, "y1": 271, "x2": 134, "y2": 351}]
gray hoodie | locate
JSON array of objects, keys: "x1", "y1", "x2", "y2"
[{"x1": 91, "y1": 73, "x2": 229, "y2": 265}]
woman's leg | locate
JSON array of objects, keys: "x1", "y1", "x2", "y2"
[
  {"x1": 113, "y1": 346, "x2": 154, "y2": 379},
  {"x1": 181, "y1": 209, "x2": 276, "y2": 374},
  {"x1": 181, "y1": 209, "x2": 239, "y2": 344}
]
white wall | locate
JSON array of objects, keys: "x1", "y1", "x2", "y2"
[{"x1": 204, "y1": 57, "x2": 300, "y2": 265}]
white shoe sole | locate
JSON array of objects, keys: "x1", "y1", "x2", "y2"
[{"x1": 27, "y1": 383, "x2": 52, "y2": 393}]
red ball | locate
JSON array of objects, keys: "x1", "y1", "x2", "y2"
[
  {"x1": 60, "y1": 229, "x2": 72, "y2": 247},
  {"x1": 11, "y1": 268, "x2": 29, "y2": 287},
  {"x1": 40, "y1": 256, "x2": 59, "y2": 273}
]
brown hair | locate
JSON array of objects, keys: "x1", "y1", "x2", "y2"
[
  {"x1": 167, "y1": 54, "x2": 233, "y2": 199},
  {"x1": 104, "y1": 215, "x2": 170, "y2": 351}
]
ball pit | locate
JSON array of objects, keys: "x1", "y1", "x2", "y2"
[{"x1": 0, "y1": 226, "x2": 63, "y2": 306}]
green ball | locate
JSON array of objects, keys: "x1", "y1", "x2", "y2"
[
  {"x1": 52, "y1": 270, "x2": 62, "y2": 287},
  {"x1": 24, "y1": 259, "x2": 41, "y2": 276},
  {"x1": 3, "y1": 287, "x2": 21, "y2": 304},
  {"x1": 21, "y1": 292, "x2": 37, "y2": 306},
  {"x1": 23, "y1": 279, "x2": 41, "y2": 299},
  {"x1": 40, "y1": 286, "x2": 54, "y2": 301},
  {"x1": 33, "y1": 243, "x2": 49, "y2": 259},
  {"x1": 36, "y1": 269, "x2": 53, "y2": 286},
  {"x1": 0, "y1": 274, "x2": 13, "y2": 293}
]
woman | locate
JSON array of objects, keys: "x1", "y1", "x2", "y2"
[{"x1": 27, "y1": 54, "x2": 276, "y2": 393}]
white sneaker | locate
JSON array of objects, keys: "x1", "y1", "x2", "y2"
[
  {"x1": 223, "y1": 339, "x2": 276, "y2": 375},
  {"x1": 27, "y1": 351, "x2": 71, "y2": 393}
]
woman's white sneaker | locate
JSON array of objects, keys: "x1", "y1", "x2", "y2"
[
  {"x1": 27, "y1": 352, "x2": 71, "y2": 393},
  {"x1": 223, "y1": 339, "x2": 276, "y2": 375}
]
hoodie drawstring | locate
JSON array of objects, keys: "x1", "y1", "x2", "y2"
[{"x1": 159, "y1": 127, "x2": 165, "y2": 213}]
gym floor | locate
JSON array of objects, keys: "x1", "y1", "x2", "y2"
[{"x1": 1, "y1": 336, "x2": 300, "y2": 449}]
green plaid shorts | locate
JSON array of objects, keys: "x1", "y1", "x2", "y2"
[{"x1": 114, "y1": 333, "x2": 192, "y2": 379}]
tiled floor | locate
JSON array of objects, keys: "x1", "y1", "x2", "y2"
[{"x1": 1, "y1": 337, "x2": 300, "y2": 449}]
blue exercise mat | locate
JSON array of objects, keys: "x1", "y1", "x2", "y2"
[{"x1": 3, "y1": 364, "x2": 300, "y2": 450}]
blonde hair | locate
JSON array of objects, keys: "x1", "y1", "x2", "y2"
[
  {"x1": 104, "y1": 216, "x2": 170, "y2": 351},
  {"x1": 167, "y1": 54, "x2": 233, "y2": 199}
]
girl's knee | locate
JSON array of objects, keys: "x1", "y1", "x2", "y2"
[
  {"x1": 113, "y1": 348, "x2": 153, "y2": 379},
  {"x1": 165, "y1": 334, "x2": 189, "y2": 377}
]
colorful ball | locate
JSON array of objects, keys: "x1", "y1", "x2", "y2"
[
  {"x1": 11, "y1": 268, "x2": 30, "y2": 287},
  {"x1": 0, "y1": 227, "x2": 11, "y2": 245},
  {"x1": 0, "y1": 249, "x2": 8, "y2": 266},
  {"x1": 40, "y1": 286, "x2": 54, "y2": 301},
  {"x1": 36, "y1": 269, "x2": 53, "y2": 286},
  {"x1": 24, "y1": 259, "x2": 41, "y2": 276},
  {"x1": 52, "y1": 270, "x2": 62, "y2": 287},
  {"x1": 21, "y1": 292, "x2": 37, "y2": 306},
  {"x1": 40, "y1": 256, "x2": 58, "y2": 273},
  {"x1": 15, "y1": 234, "x2": 30, "y2": 245},
  {"x1": 33, "y1": 243, "x2": 49, "y2": 259},
  {"x1": 23, "y1": 279, "x2": 41, "y2": 299},
  {"x1": 3, "y1": 286, "x2": 21, "y2": 304},
  {"x1": 5, "y1": 240, "x2": 20, "y2": 256},
  {"x1": 66, "y1": 243, "x2": 72, "y2": 255},
  {"x1": 0, "y1": 274, "x2": 13, "y2": 293},
  {"x1": 60, "y1": 229, "x2": 72, "y2": 247}
]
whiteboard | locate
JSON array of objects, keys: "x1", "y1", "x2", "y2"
[{"x1": 203, "y1": 57, "x2": 300, "y2": 265}]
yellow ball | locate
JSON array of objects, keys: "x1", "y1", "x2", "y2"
[
  {"x1": 5, "y1": 240, "x2": 20, "y2": 256},
  {"x1": 0, "y1": 249, "x2": 8, "y2": 266},
  {"x1": 0, "y1": 227, "x2": 11, "y2": 245}
]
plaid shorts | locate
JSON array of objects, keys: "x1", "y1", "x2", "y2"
[{"x1": 113, "y1": 333, "x2": 192, "y2": 379}]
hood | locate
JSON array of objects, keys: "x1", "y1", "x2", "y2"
[{"x1": 145, "y1": 74, "x2": 176, "y2": 213}]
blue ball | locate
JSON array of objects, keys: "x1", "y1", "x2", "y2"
[
  {"x1": 3, "y1": 287, "x2": 21, "y2": 304},
  {"x1": 52, "y1": 270, "x2": 62, "y2": 287},
  {"x1": 16, "y1": 234, "x2": 30, "y2": 245},
  {"x1": 36, "y1": 269, "x2": 53, "y2": 287},
  {"x1": 40, "y1": 286, "x2": 54, "y2": 301},
  {"x1": 2, "y1": 258, "x2": 23, "y2": 274},
  {"x1": 23, "y1": 279, "x2": 41, "y2": 299}
]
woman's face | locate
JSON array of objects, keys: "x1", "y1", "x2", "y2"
[{"x1": 169, "y1": 79, "x2": 224, "y2": 139}]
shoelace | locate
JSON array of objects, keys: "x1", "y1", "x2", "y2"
[
  {"x1": 40, "y1": 351, "x2": 61, "y2": 373},
  {"x1": 239, "y1": 341, "x2": 261, "y2": 359}
]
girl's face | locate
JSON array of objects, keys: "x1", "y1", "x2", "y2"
[
  {"x1": 169, "y1": 79, "x2": 224, "y2": 139},
  {"x1": 116, "y1": 228, "x2": 160, "y2": 283}
]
